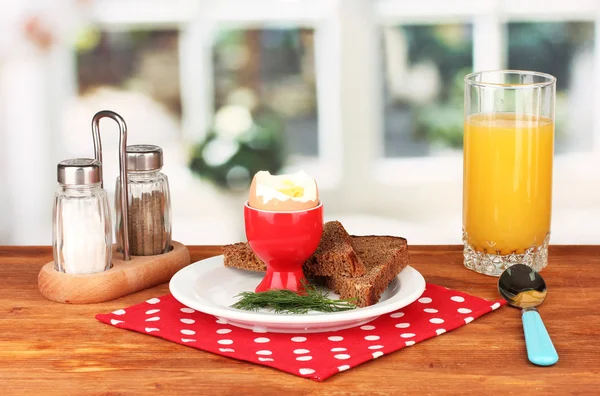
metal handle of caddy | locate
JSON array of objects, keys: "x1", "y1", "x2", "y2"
[{"x1": 91, "y1": 110, "x2": 131, "y2": 261}]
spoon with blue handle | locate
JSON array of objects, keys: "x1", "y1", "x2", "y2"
[{"x1": 498, "y1": 264, "x2": 558, "y2": 366}]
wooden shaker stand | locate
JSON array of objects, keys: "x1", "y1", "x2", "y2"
[{"x1": 38, "y1": 110, "x2": 191, "y2": 304}]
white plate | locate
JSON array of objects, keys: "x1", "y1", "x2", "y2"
[{"x1": 169, "y1": 255, "x2": 426, "y2": 333}]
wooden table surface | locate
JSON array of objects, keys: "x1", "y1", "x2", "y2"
[{"x1": 1, "y1": 245, "x2": 599, "y2": 395}]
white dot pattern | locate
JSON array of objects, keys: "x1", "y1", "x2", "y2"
[
  {"x1": 457, "y1": 308, "x2": 472, "y2": 314},
  {"x1": 254, "y1": 337, "x2": 270, "y2": 343},
  {"x1": 334, "y1": 354, "x2": 351, "y2": 360},
  {"x1": 360, "y1": 325, "x2": 376, "y2": 330}
]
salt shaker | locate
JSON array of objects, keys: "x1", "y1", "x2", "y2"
[
  {"x1": 115, "y1": 145, "x2": 172, "y2": 256},
  {"x1": 52, "y1": 159, "x2": 113, "y2": 274}
]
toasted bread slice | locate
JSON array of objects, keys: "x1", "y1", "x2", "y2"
[
  {"x1": 222, "y1": 242, "x2": 266, "y2": 272},
  {"x1": 324, "y1": 235, "x2": 409, "y2": 307},
  {"x1": 303, "y1": 221, "x2": 366, "y2": 277}
]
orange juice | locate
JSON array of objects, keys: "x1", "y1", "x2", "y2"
[{"x1": 463, "y1": 113, "x2": 554, "y2": 255}]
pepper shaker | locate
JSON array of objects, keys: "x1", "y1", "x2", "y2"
[
  {"x1": 52, "y1": 159, "x2": 112, "y2": 274},
  {"x1": 115, "y1": 145, "x2": 172, "y2": 256}
]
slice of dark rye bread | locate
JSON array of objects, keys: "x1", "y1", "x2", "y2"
[
  {"x1": 222, "y1": 242, "x2": 266, "y2": 272},
  {"x1": 223, "y1": 221, "x2": 367, "y2": 277},
  {"x1": 323, "y1": 235, "x2": 409, "y2": 307},
  {"x1": 303, "y1": 221, "x2": 366, "y2": 277}
]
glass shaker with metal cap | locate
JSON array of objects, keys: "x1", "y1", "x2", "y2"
[
  {"x1": 115, "y1": 145, "x2": 172, "y2": 256},
  {"x1": 53, "y1": 158, "x2": 113, "y2": 274}
]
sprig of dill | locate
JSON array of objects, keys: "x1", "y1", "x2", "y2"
[{"x1": 231, "y1": 283, "x2": 357, "y2": 314}]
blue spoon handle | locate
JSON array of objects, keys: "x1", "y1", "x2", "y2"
[{"x1": 522, "y1": 308, "x2": 558, "y2": 366}]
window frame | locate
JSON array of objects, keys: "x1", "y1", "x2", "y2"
[{"x1": 81, "y1": 0, "x2": 600, "y2": 210}]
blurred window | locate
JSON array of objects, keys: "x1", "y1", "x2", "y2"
[
  {"x1": 507, "y1": 22, "x2": 595, "y2": 154},
  {"x1": 382, "y1": 24, "x2": 473, "y2": 157},
  {"x1": 212, "y1": 28, "x2": 318, "y2": 158},
  {"x1": 381, "y1": 21, "x2": 595, "y2": 158},
  {"x1": 76, "y1": 29, "x2": 182, "y2": 118},
  {"x1": 188, "y1": 27, "x2": 318, "y2": 191},
  {"x1": 74, "y1": 27, "x2": 318, "y2": 191}
]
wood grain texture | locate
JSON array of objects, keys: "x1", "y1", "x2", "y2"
[
  {"x1": 37, "y1": 241, "x2": 191, "y2": 304},
  {"x1": 1, "y1": 245, "x2": 599, "y2": 395}
]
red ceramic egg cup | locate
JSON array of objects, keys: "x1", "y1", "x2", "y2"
[{"x1": 244, "y1": 201, "x2": 323, "y2": 294}]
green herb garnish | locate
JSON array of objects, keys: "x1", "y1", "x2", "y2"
[{"x1": 231, "y1": 283, "x2": 357, "y2": 314}]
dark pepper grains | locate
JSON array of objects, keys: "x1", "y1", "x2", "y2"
[{"x1": 126, "y1": 190, "x2": 167, "y2": 256}]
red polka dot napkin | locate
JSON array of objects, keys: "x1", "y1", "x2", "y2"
[{"x1": 96, "y1": 283, "x2": 505, "y2": 381}]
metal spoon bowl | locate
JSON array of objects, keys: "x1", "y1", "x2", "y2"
[{"x1": 498, "y1": 264, "x2": 558, "y2": 366}]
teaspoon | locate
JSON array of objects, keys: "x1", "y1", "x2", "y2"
[{"x1": 498, "y1": 264, "x2": 558, "y2": 366}]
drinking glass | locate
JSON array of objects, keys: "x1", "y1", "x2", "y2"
[{"x1": 463, "y1": 70, "x2": 556, "y2": 276}]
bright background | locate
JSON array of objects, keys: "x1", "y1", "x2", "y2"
[{"x1": 1, "y1": 0, "x2": 599, "y2": 246}]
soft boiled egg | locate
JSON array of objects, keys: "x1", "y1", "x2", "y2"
[{"x1": 248, "y1": 170, "x2": 319, "y2": 211}]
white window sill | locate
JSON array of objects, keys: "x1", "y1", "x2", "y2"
[{"x1": 374, "y1": 151, "x2": 600, "y2": 186}]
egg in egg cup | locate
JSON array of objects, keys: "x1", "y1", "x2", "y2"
[{"x1": 244, "y1": 171, "x2": 323, "y2": 293}]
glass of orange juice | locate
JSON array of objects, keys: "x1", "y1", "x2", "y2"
[{"x1": 463, "y1": 70, "x2": 556, "y2": 276}]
